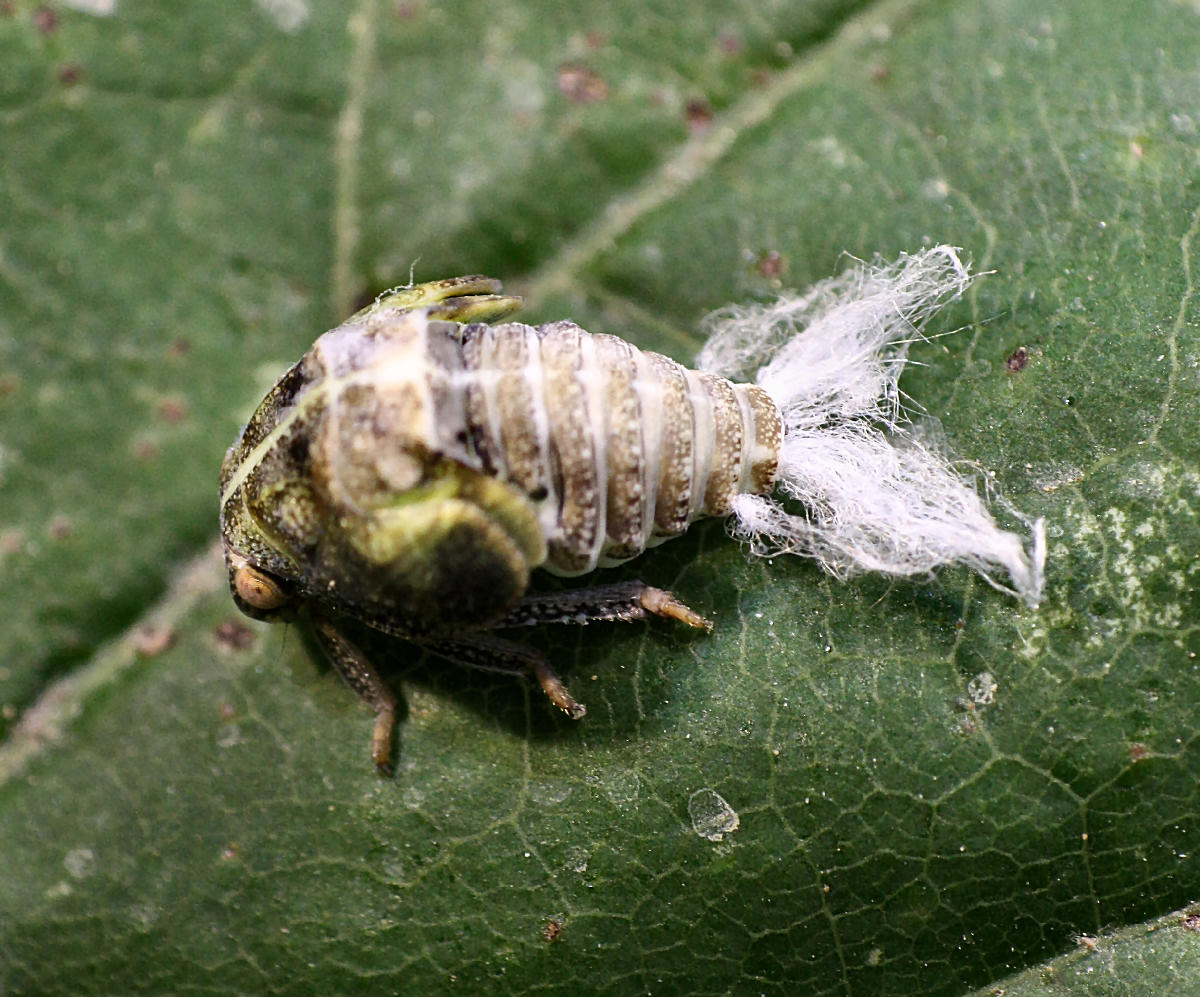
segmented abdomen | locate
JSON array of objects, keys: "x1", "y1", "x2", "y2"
[{"x1": 450, "y1": 319, "x2": 782, "y2": 576}]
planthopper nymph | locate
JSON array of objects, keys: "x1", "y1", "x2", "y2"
[{"x1": 219, "y1": 247, "x2": 1045, "y2": 773}]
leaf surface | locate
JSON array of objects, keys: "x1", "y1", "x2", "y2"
[{"x1": 2, "y1": 0, "x2": 1199, "y2": 993}]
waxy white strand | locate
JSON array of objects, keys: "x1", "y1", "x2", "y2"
[{"x1": 699, "y1": 246, "x2": 1045, "y2": 607}]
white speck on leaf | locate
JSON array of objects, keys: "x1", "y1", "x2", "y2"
[
  {"x1": 596, "y1": 768, "x2": 640, "y2": 806},
  {"x1": 255, "y1": 0, "x2": 309, "y2": 34},
  {"x1": 64, "y1": 847, "x2": 96, "y2": 879},
  {"x1": 688, "y1": 789, "x2": 740, "y2": 842},
  {"x1": 60, "y1": 0, "x2": 117, "y2": 15},
  {"x1": 216, "y1": 724, "x2": 242, "y2": 749},
  {"x1": 967, "y1": 671, "x2": 998, "y2": 707}
]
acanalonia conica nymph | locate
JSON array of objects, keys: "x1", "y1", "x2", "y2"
[{"x1": 220, "y1": 249, "x2": 1044, "y2": 773}]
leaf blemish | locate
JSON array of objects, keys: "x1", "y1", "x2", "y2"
[
  {"x1": 213, "y1": 620, "x2": 257, "y2": 652},
  {"x1": 966, "y1": 671, "x2": 998, "y2": 707},
  {"x1": 688, "y1": 788, "x2": 739, "y2": 842},
  {"x1": 557, "y1": 65, "x2": 608, "y2": 104},
  {"x1": 254, "y1": 0, "x2": 309, "y2": 34}
]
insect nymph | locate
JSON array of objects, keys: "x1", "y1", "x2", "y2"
[
  {"x1": 220, "y1": 251, "x2": 1044, "y2": 773},
  {"x1": 220, "y1": 276, "x2": 781, "y2": 771}
]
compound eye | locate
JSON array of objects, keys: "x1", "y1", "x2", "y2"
[{"x1": 234, "y1": 564, "x2": 290, "y2": 611}]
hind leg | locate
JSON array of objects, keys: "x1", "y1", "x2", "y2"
[{"x1": 493, "y1": 580, "x2": 712, "y2": 631}]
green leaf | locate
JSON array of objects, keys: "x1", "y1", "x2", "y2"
[
  {"x1": 969, "y1": 906, "x2": 1200, "y2": 996},
  {"x1": 2, "y1": 0, "x2": 1198, "y2": 993}
]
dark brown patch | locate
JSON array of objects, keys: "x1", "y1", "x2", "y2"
[
  {"x1": 685, "y1": 98, "x2": 712, "y2": 133},
  {"x1": 169, "y1": 338, "x2": 192, "y2": 359},
  {"x1": 557, "y1": 65, "x2": 608, "y2": 104},
  {"x1": 1182, "y1": 910, "x2": 1200, "y2": 932},
  {"x1": 870, "y1": 64, "x2": 890, "y2": 83},
  {"x1": 1130, "y1": 742, "x2": 1149, "y2": 763},
  {"x1": 57, "y1": 63, "x2": 83, "y2": 86},
  {"x1": 542, "y1": 918, "x2": 564, "y2": 942},
  {"x1": 1006, "y1": 346, "x2": 1029, "y2": 372},
  {"x1": 214, "y1": 619, "x2": 257, "y2": 652}
]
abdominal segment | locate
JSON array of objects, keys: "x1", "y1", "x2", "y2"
[{"x1": 451, "y1": 319, "x2": 783, "y2": 576}]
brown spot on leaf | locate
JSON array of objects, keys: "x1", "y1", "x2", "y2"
[
  {"x1": 1130, "y1": 742, "x2": 1149, "y2": 763},
  {"x1": 134, "y1": 625, "x2": 176, "y2": 657},
  {"x1": 214, "y1": 620, "x2": 257, "y2": 652},
  {"x1": 219, "y1": 702, "x2": 237, "y2": 720},
  {"x1": 584, "y1": 29, "x2": 606, "y2": 49},
  {"x1": 870, "y1": 64, "x2": 890, "y2": 82},
  {"x1": 1182, "y1": 910, "x2": 1200, "y2": 932},
  {"x1": 685, "y1": 98, "x2": 713, "y2": 133},
  {"x1": 32, "y1": 4, "x2": 57, "y2": 33},
  {"x1": 47, "y1": 514, "x2": 73, "y2": 540},
  {"x1": 57, "y1": 63, "x2": 83, "y2": 86},
  {"x1": 756, "y1": 250, "x2": 786, "y2": 280},
  {"x1": 718, "y1": 32, "x2": 742, "y2": 55},
  {"x1": 1006, "y1": 346, "x2": 1029, "y2": 372},
  {"x1": 158, "y1": 396, "x2": 189, "y2": 423},
  {"x1": 132, "y1": 437, "x2": 160, "y2": 462},
  {"x1": 0, "y1": 529, "x2": 23, "y2": 556},
  {"x1": 168, "y1": 338, "x2": 192, "y2": 359},
  {"x1": 557, "y1": 65, "x2": 608, "y2": 104},
  {"x1": 542, "y1": 917, "x2": 564, "y2": 942},
  {"x1": 0, "y1": 373, "x2": 18, "y2": 397}
]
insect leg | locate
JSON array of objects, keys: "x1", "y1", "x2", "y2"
[
  {"x1": 494, "y1": 580, "x2": 713, "y2": 631},
  {"x1": 309, "y1": 616, "x2": 399, "y2": 776},
  {"x1": 421, "y1": 635, "x2": 586, "y2": 720}
]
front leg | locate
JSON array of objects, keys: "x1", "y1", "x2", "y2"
[
  {"x1": 309, "y1": 616, "x2": 399, "y2": 776},
  {"x1": 493, "y1": 580, "x2": 713, "y2": 631}
]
